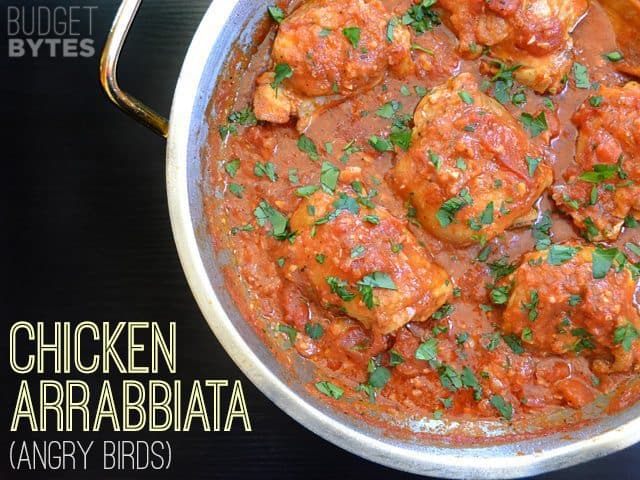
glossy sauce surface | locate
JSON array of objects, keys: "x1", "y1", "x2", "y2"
[{"x1": 206, "y1": 0, "x2": 640, "y2": 437}]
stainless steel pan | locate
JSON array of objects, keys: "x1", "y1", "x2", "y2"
[{"x1": 100, "y1": 1, "x2": 640, "y2": 477}]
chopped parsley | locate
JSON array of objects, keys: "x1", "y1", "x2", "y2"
[
  {"x1": 568, "y1": 294, "x2": 582, "y2": 306},
  {"x1": 436, "y1": 189, "x2": 473, "y2": 227},
  {"x1": 326, "y1": 276, "x2": 356, "y2": 301},
  {"x1": 458, "y1": 91, "x2": 474, "y2": 104},
  {"x1": 297, "y1": 134, "x2": 319, "y2": 160},
  {"x1": 357, "y1": 363, "x2": 392, "y2": 403},
  {"x1": 230, "y1": 224, "x2": 254, "y2": 235},
  {"x1": 476, "y1": 245, "x2": 491, "y2": 262},
  {"x1": 357, "y1": 272, "x2": 397, "y2": 309},
  {"x1": 519, "y1": 111, "x2": 548, "y2": 137},
  {"x1": 489, "y1": 62, "x2": 522, "y2": 106},
  {"x1": 429, "y1": 150, "x2": 441, "y2": 171},
  {"x1": 376, "y1": 101, "x2": 402, "y2": 119},
  {"x1": 489, "y1": 257, "x2": 517, "y2": 279},
  {"x1": 461, "y1": 366, "x2": 483, "y2": 400},
  {"x1": 625, "y1": 215, "x2": 640, "y2": 228},
  {"x1": 502, "y1": 334, "x2": 525, "y2": 354},
  {"x1": 342, "y1": 27, "x2": 361, "y2": 48},
  {"x1": 583, "y1": 217, "x2": 599, "y2": 241},
  {"x1": 603, "y1": 51, "x2": 624, "y2": 62},
  {"x1": 390, "y1": 242, "x2": 404, "y2": 253},
  {"x1": 486, "y1": 332, "x2": 501, "y2": 351},
  {"x1": 572, "y1": 62, "x2": 590, "y2": 89},
  {"x1": 433, "y1": 325, "x2": 449, "y2": 336},
  {"x1": 267, "y1": 5, "x2": 285, "y2": 23},
  {"x1": 543, "y1": 97, "x2": 555, "y2": 110},
  {"x1": 491, "y1": 284, "x2": 512, "y2": 305},
  {"x1": 532, "y1": 211, "x2": 552, "y2": 250},
  {"x1": 296, "y1": 185, "x2": 320, "y2": 198},
  {"x1": 591, "y1": 246, "x2": 619, "y2": 279},
  {"x1": 578, "y1": 161, "x2": 627, "y2": 183},
  {"x1": 271, "y1": 63, "x2": 293, "y2": 91},
  {"x1": 225, "y1": 158, "x2": 241, "y2": 177},
  {"x1": 332, "y1": 192, "x2": 360, "y2": 216},
  {"x1": 438, "y1": 364, "x2": 463, "y2": 392},
  {"x1": 571, "y1": 328, "x2": 596, "y2": 354},
  {"x1": 489, "y1": 395, "x2": 513, "y2": 420},
  {"x1": 614, "y1": 322, "x2": 639, "y2": 352},
  {"x1": 432, "y1": 303, "x2": 455, "y2": 320},
  {"x1": 277, "y1": 324, "x2": 297, "y2": 346},
  {"x1": 369, "y1": 366, "x2": 391, "y2": 388},
  {"x1": 320, "y1": 161, "x2": 340, "y2": 193},
  {"x1": 315, "y1": 381, "x2": 344, "y2": 399},
  {"x1": 526, "y1": 155, "x2": 542, "y2": 177},
  {"x1": 340, "y1": 140, "x2": 362, "y2": 163},
  {"x1": 389, "y1": 350, "x2": 405, "y2": 366},
  {"x1": 415, "y1": 86, "x2": 428, "y2": 97},
  {"x1": 412, "y1": 44, "x2": 434, "y2": 55},
  {"x1": 389, "y1": 130, "x2": 412, "y2": 151},
  {"x1": 218, "y1": 107, "x2": 257, "y2": 138},
  {"x1": 589, "y1": 95, "x2": 603, "y2": 107},
  {"x1": 547, "y1": 244, "x2": 579, "y2": 266},
  {"x1": 368, "y1": 135, "x2": 394, "y2": 152},
  {"x1": 305, "y1": 322, "x2": 324, "y2": 339},
  {"x1": 351, "y1": 245, "x2": 366, "y2": 258},
  {"x1": 415, "y1": 338, "x2": 439, "y2": 362},
  {"x1": 579, "y1": 164, "x2": 617, "y2": 183},
  {"x1": 626, "y1": 242, "x2": 640, "y2": 257},
  {"x1": 402, "y1": 0, "x2": 441, "y2": 34},
  {"x1": 228, "y1": 183, "x2": 244, "y2": 198},
  {"x1": 387, "y1": 16, "x2": 399, "y2": 42},
  {"x1": 254, "y1": 161, "x2": 278, "y2": 181},
  {"x1": 480, "y1": 202, "x2": 494, "y2": 225},
  {"x1": 253, "y1": 201, "x2": 293, "y2": 240},
  {"x1": 521, "y1": 290, "x2": 539, "y2": 321},
  {"x1": 227, "y1": 107, "x2": 257, "y2": 126}
]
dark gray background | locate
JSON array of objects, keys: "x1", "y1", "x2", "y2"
[{"x1": 2, "y1": 1, "x2": 638, "y2": 478}]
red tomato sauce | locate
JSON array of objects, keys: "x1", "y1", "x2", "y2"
[{"x1": 205, "y1": 0, "x2": 640, "y2": 442}]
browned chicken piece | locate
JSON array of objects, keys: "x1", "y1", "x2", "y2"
[
  {"x1": 387, "y1": 73, "x2": 553, "y2": 246},
  {"x1": 438, "y1": 0, "x2": 588, "y2": 93},
  {"x1": 599, "y1": 0, "x2": 640, "y2": 77},
  {"x1": 253, "y1": 0, "x2": 413, "y2": 128},
  {"x1": 552, "y1": 82, "x2": 640, "y2": 241},
  {"x1": 284, "y1": 178, "x2": 452, "y2": 335},
  {"x1": 499, "y1": 243, "x2": 640, "y2": 373}
]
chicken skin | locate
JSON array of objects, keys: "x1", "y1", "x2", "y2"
[
  {"x1": 253, "y1": 0, "x2": 413, "y2": 127},
  {"x1": 388, "y1": 73, "x2": 553, "y2": 246},
  {"x1": 284, "y1": 179, "x2": 452, "y2": 335},
  {"x1": 552, "y1": 82, "x2": 640, "y2": 241},
  {"x1": 438, "y1": 0, "x2": 588, "y2": 93},
  {"x1": 499, "y1": 243, "x2": 640, "y2": 373}
]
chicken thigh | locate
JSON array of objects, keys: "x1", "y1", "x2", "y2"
[
  {"x1": 284, "y1": 179, "x2": 452, "y2": 335},
  {"x1": 552, "y1": 82, "x2": 640, "y2": 241},
  {"x1": 253, "y1": 0, "x2": 413, "y2": 128},
  {"x1": 388, "y1": 73, "x2": 553, "y2": 246},
  {"x1": 499, "y1": 243, "x2": 640, "y2": 373},
  {"x1": 438, "y1": 0, "x2": 588, "y2": 93}
]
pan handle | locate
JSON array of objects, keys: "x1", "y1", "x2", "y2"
[{"x1": 100, "y1": 0, "x2": 169, "y2": 138}]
